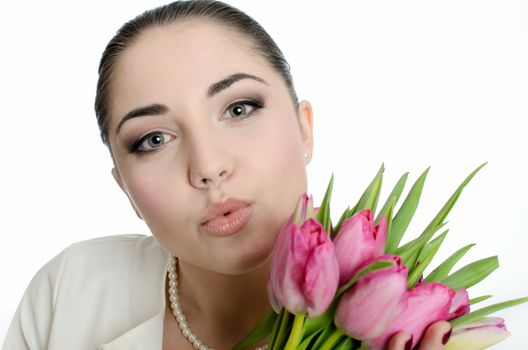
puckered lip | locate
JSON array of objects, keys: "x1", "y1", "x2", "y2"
[{"x1": 200, "y1": 197, "x2": 253, "y2": 225}]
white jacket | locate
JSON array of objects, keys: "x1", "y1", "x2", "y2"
[{"x1": 3, "y1": 235, "x2": 171, "y2": 350}]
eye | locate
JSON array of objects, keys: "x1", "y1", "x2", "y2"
[
  {"x1": 130, "y1": 131, "x2": 174, "y2": 154},
  {"x1": 225, "y1": 100, "x2": 263, "y2": 120}
]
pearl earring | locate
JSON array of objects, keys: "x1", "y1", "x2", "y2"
[{"x1": 304, "y1": 153, "x2": 309, "y2": 159}]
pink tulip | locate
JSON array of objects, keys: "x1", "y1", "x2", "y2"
[
  {"x1": 369, "y1": 282, "x2": 455, "y2": 350},
  {"x1": 335, "y1": 255, "x2": 408, "y2": 340},
  {"x1": 268, "y1": 218, "x2": 339, "y2": 317},
  {"x1": 333, "y1": 209, "x2": 387, "y2": 285},
  {"x1": 292, "y1": 193, "x2": 315, "y2": 225},
  {"x1": 447, "y1": 289, "x2": 470, "y2": 320},
  {"x1": 445, "y1": 317, "x2": 510, "y2": 350}
]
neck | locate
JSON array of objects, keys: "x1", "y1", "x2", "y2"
[{"x1": 173, "y1": 258, "x2": 271, "y2": 348}]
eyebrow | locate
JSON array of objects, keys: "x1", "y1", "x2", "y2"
[
  {"x1": 115, "y1": 72, "x2": 267, "y2": 135},
  {"x1": 116, "y1": 103, "x2": 169, "y2": 135},
  {"x1": 207, "y1": 72, "x2": 267, "y2": 97}
]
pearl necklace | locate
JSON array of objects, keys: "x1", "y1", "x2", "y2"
[{"x1": 167, "y1": 257, "x2": 268, "y2": 350}]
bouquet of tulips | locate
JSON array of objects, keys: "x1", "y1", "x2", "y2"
[{"x1": 234, "y1": 163, "x2": 527, "y2": 350}]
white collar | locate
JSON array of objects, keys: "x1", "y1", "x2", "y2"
[{"x1": 100, "y1": 246, "x2": 171, "y2": 349}]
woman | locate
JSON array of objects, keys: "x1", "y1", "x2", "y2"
[{"x1": 3, "y1": 1, "x2": 451, "y2": 349}]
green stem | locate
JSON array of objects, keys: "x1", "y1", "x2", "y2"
[
  {"x1": 284, "y1": 313, "x2": 306, "y2": 350},
  {"x1": 270, "y1": 309, "x2": 290, "y2": 350},
  {"x1": 358, "y1": 342, "x2": 368, "y2": 350},
  {"x1": 319, "y1": 328, "x2": 344, "y2": 350}
]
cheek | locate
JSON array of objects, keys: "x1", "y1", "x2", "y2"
[
  {"x1": 259, "y1": 116, "x2": 306, "y2": 185},
  {"x1": 248, "y1": 113, "x2": 308, "y2": 224},
  {"x1": 127, "y1": 175, "x2": 166, "y2": 216},
  {"x1": 123, "y1": 162, "x2": 191, "y2": 231}
]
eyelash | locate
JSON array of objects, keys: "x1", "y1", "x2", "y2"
[
  {"x1": 225, "y1": 99, "x2": 264, "y2": 120},
  {"x1": 127, "y1": 99, "x2": 265, "y2": 155},
  {"x1": 128, "y1": 132, "x2": 173, "y2": 155}
]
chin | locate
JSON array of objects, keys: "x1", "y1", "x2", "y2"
[{"x1": 215, "y1": 235, "x2": 275, "y2": 276}]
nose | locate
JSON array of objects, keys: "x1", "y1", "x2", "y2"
[{"x1": 187, "y1": 131, "x2": 234, "y2": 190}]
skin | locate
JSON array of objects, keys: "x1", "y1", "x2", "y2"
[{"x1": 106, "y1": 19, "x2": 450, "y2": 350}]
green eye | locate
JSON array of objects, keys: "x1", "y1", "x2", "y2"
[
  {"x1": 226, "y1": 100, "x2": 263, "y2": 120},
  {"x1": 132, "y1": 132, "x2": 174, "y2": 153},
  {"x1": 146, "y1": 133, "x2": 164, "y2": 148}
]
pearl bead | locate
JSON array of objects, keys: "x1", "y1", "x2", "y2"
[{"x1": 168, "y1": 257, "x2": 267, "y2": 350}]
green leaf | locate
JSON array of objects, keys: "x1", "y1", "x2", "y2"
[
  {"x1": 395, "y1": 221, "x2": 446, "y2": 256},
  {"x1": 395, "y1": 162, "x2": 486, "y2": 262},
  {"x1": 375, "y1": 172, "x2": 409, "y2": 224},
  {"x1": 441, "y1": 256, "x2": 499, "y2": 290},
  {"x1": 310, "y1": 324, "x2": 340, "y2": 349},
  {"x1": 407, "y1": 230, "x2": 448, "y2": 288},
  {"x1": 382, "y1": 197, "x2": 397, "y2": 254},
  {"x1": 320, "y1": 329, "x2": 346, "y2": 350},
  {"x1": 350, "y1": 164, "x2": 384, "y2": 216},
  {"x1": 269, "y1": 308, "x2": 292, "y2": 350},
  {"x1": 424, "y1": 244, "x2": 475, "y2": 283},
  {"x1": 335, "y1": 337, "x2": 355, "y2": 350},
  {"x1": 233, "y1": 309, "x2": 277, "y2": 350},
  {"x1": 416, "y1": 230, "x2": 447, "y2": 262},
  {"x1": 450, "y1": 297, "x2": 528, "y2": 329},
  {"x1": 316, "y1": 174, "x2": 334, "y2": 235},
  {"x1": 298, "y1": 330, "x2": 321, "y2": 350},
  {"x1": 470, "y1": 295, "x2": 493, "y2": 305},
  {"x1": 386, "y1": 167, "x2": 430, "y2": 253},
  {"x1": 301, "y1": 303, "x2": 335, "y2": 338},
  {"x1": 420, "y1": 163, "x2": 487, "y2": 243},
  {"x1": 397, "y1": 222, "x2": 448, "y2": 268}
]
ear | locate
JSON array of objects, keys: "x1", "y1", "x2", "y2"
[
  {"x1": 297, "y1": 100, "x2": 314, "y2": 164},
  {"x1": 111, "y1": 167, "x2": 143, "y2": 220}
]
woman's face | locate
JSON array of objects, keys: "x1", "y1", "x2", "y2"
[{"x1": 107, "y1": 20, "x2": 313, "y2": 274}]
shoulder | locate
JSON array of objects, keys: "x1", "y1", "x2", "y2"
[
  {"x1": 21, "y1": 234, "x2": 159, "y2": 302},
  {"x1": 68, "y1": 233, "x2": 161, "y2": 254},
  {"x1": 65, "y1": 233, "x2": 165, "y2": 267},
  {"x1": 52, "y1": 234, "x2": 169, "y2": 306},
  {"x1": 38, "y1": 234, "x2": 165, "y2": 284},
  {"x1": 3, "y1": 234, "x2": 169, "y2": 350}
]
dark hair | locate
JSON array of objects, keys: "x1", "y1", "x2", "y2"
[{"x1": 95, "y1": 0, "x2": 298, "y2": 147}]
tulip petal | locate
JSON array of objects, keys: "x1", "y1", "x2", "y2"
[
  {"x1": 293, "y1": 193, "x2": 314, "y2": 225},
  {"x1": 373, "y1": 216, "x2": 387, "y2": 256},
  {"x1": 279, "y1": 223, "x2": 313, "y2": 313},
  {"x1": 267, "y1": 277, "x2": 281, "y2": 313},
  {"x1": 335, "y1": 255, "x2": 408, "y2": 340},
  {"x1": 335, "y1": 209, "x2": 386, "y2": 285},
  {"x1": 369, "y1": 282, "x2": 454, "y2": 350},
  {"x1": 303, "y1": 243, "x2": 339, "y2": 317},
  {"x1": 269, "y1": 220, "x2": 305, "y2": 313},
  {"x1": 448, "y1": 289, "x2": 470, "y2": 320},
  {"x1": 445, "y1": 317, "x2": 510, "y2": 350},
  {"x1": 269, "y1": 217, "x2": 339, "y2": 317}
]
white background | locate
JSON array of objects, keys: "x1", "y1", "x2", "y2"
[{"x1": 1, "y1": 0, "x2": 527, "y2": 348}]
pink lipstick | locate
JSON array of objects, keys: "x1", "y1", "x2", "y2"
[{"x1": 200, "y1": 198, "x2": 253, "y2": 236}]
